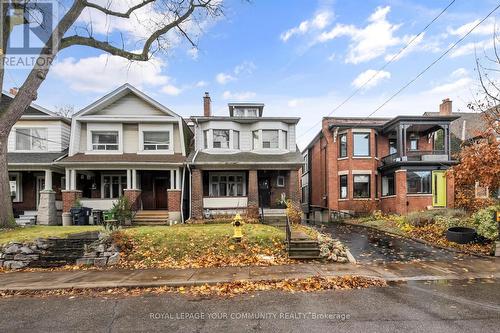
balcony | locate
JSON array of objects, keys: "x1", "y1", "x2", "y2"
[{"x1": 381, "y1": 150, "x2": 449, "y2": 165}]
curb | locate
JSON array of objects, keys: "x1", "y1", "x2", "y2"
[{"x1": 335, "y1": 220, "x2": 493, "y2": 259}]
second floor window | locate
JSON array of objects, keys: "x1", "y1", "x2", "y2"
[
  {"x1": 389, "y1": 139, "x2": 397, "y2": 155},
  {"x1": 409, "y1": 136, "x2": 418, "y2": 151},
  {"x1": 233, "y1": 131, "x2": 240, "y2": 149},
  {"x1": 339, "y1": 133, "x2": 347, "y2": 158},
  {"x1": 143, "y1": 131, "x2": 170, "y2": 150},
  {"x1": 16, "y1": 128, "x2": 47, "y2": 151},
  {"x1": 262, "y1": 130, "x2": 279, "y2": 149},
  {"x1": 253, "y1": 131, "x2": 259, "y2": 149},
  {"x1": 92, "y1": 131, "x2": 118, "y2": 151},
  {"x1": 353, "y1": 133, "x2": 370, "y2": 157},
  {"x1": 213, "y1": 129, "x2": 230, "y2": 148}
]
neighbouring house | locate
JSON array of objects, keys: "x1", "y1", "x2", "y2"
[
  {"x1": 187, "y1": 93, "x2": 303, "y2": 220},
  {"x1": 56, "y1": 84, "x2": 192, "y2": 223},
  {"x1": 3, "y1": 90, "x2": 70, "y2": 225},
  {"x1": 301, "y1": 99, "x2": 459, "y2": 221}
]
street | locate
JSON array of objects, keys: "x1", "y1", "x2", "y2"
[{"x1": 1, "y1": 279, "x2": 499, "y2": 332}]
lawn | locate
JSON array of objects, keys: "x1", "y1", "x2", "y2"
[
  {"x1": 114, "y1": 223, "x2": 289, "y2": 269},
  {"x1": 0, "y1": 226, "x2": 104, "y2": 245}
]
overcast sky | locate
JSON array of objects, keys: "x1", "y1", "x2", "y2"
[{"x1": 5, "y1": 0, "x2": 500, "y2": 148}]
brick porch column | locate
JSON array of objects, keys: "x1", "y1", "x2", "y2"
[
  {"x1": 168, "y1": 189, "x2": 182, "y2": 222},
  {"x1": 288, "y1": 169, "x2": 301, "y2": 210},
  {"x1": 123, "y1": 189, "x2": 142, "y2": 211},
  {"x1": 446, "y1": 170, "x2": 455, "y2": 208},
  {"x1": 247, "y1": 170, "x2": 259, "y2": 218},
  {"x1": 395, "y1": 169, "x2": 407, "y2": 215},
  {"x1": 191, "y1": 169, "x2": 203, "y2": 219},
  {"x1": 61, "y1": 190, "x2": 82, "y2": 213}
]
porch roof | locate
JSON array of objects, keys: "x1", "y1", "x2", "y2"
[
  {"x1": 7, "y1": 151, "x2": 68, "y2": 165},
  {"x1": 57, "y1": 153, "x2": 186, "y2": 165},
  {"x1": 188, "y1": 150, "x2": 304, "y2": 169}
]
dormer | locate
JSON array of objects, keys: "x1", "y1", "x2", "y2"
[{"x1": 228, "y1": 103, "x2": 264, "y2": 118}]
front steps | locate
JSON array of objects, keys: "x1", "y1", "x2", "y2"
[
  {"x1": 15, "y1": 211, "x2": 37, "y2": 226},
  {"x1": 287, "y1": 231, "x2": 321, "y2": 260},
  {"x1": 133, "y1": 210, "x2": 169, "y2": 226}
]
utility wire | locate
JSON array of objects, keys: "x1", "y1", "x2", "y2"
[{"x1": 297, "y1": 0, "x2": 457, "y2": 140}]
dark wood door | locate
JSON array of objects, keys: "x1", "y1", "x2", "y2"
[
  {"x1": 154, "y1": 178, "x2": 168, "y2": 209},
  {"x1": 258, "y1": 177, "x2": 271, "y2": 208}
]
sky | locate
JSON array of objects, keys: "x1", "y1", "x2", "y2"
[{"x1": 5, "y1": 0, "x2": 500, "y2": 148}]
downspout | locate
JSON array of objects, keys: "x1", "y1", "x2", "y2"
[{"x1": 180, "y1": 166, "x2": 186, "y2": 223}]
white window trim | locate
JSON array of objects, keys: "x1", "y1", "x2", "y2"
[
  {"x1": 14, "y1": 126, "x2": 49, "y2": 152},
  {"x1": 203, "y1": 129, "x2": 241, "y2": 151},
  {"x1": 138, "y1": 123, "x2": 174, "y2": 154},
  {"x1": 208, "y1": 172, "x2": 247, "y2": 197},
  {"x1": 276, "y1": 175, "x2": 285, "y2": 187},
  {"x1": 86, "y1": 123, "x2": 123, "y2": 154},
  {"x1": 101, "y1": 174, "x2": 127, "y2": 199},
  {"x1": 9, "y1": 172, "x2": 22, "y2": 202},
  {"x1": 353, "y1": 131, "x2": 371, "y2": 157}
]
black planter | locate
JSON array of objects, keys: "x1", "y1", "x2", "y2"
[{"x1": 446, "y1": 227, "x2": 477, "y2": 244}]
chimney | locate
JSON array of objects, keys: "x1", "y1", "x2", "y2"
[
  {"x1": 439, "y1": 98, "x2": 452, "y2": 116},
  {"x1": 9, "y1": 87, "x2": 18, "y2": 96},
  {"x1": 203, "y1": 92, "x2": 211, "y2": 117}
]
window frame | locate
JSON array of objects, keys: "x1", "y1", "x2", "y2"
[
  {"x1": 407, "y1": 170, "x2": 432, "y2": 194},
  {"x1": 382, "y1": 173, "x2": 395, "y2": 197},
  {"x1": 15, "y1": 127, "x2": 48, "y2": 152},
  {"x1": 353, "y1": 174, "x2": 371, "y2": 198},
  {"x1": 101, "y1": 174, "x2": 127, "y2": 199},
  {"x1": 208, "y1": 172, "x2": 246, "y2": 197},
  {"x1": 212, "y1": 129, "x2": 230, "y2": 149},
  {"x1": 233, "y1": 130, "x2": 240, "y2": 149},
  {"x1": 9, "y1": 172, "x2": 22, "y2": 202},
  {"x1": 142, "y1": 131, "x2": 170, "y2": 151},
  {"x1": 91, "y1": 131, "x2": 119, "y2": 151},
  {"x1": 353, "y1": 132, "x2": 371, "y2": 157},
  {"x1": 262, "y1": 130, "x2": 279, "y2": 149},
  {"x1": 409, "y1": 136, "x2": 418, "y2": 151},
  {"x1": 276, "y1": 175, "x2": 285, "y2": 187},
  {"x1": 389, "y1": 139, "x2": 397, "y2": 155},
  {"x1": 339, "y1": 174, "x2": 348, "y2": 199},
  {"x1": 339, "y1": 133, "x2": 347, "y2": 158}
]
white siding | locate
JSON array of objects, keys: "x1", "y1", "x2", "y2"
[
  {"x1": 8, "y1": 120, "x2": 68, "y2": 152},
  {"x1": 61, "y1": 122, "x2": 71, "y2": 150},
  {"x1": 90, "y1": 93, "x2": 167, "y2": 117},
  {"x1": 78, "y1": 123, "x2": 86, "y2": 152},
  {"x1": 123, "y1": 124, "x2": 138, "y2": 153}
]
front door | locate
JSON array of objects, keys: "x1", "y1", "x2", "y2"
[
  {"x1": 258, "y1": 177, "x2": 271, "y2": 208},
  {"x1": 154, "y1": 178, "x2": 169, "y2": 209},
  {"x1": 35, "y1": 176, "x2": 45, "y2": 208},
  {"x1": 432, "y1": 171, "x2": 446, "y2": 207}
]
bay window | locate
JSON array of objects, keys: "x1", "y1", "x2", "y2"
[
  {"x1": 353, "y1": 174, "x2": 370, "y2": 198},
  {"x1": 353, "y1": 133, "x2": 370, "y2": 157},
  {"x1": 253, "y1": 131, "x2": 259, "y2": 149},
  {"x1": 281, "y1": 131, "x2": 288, "y2": 150},
  {"x1": 407, "y1": 170, "x2": 431, "y2": 194},
  {"x1": 262, "y1": 130, "x2": 279, "y2": 149},
  {"x1": 143, "y1": 131, "x2": 170, "y2": 150},
  {"x1": 209, "y1": 172, "x2": 246, "y2": 197},
  {"x1": 92, "y1": 131, "x2": 118, "y2": 151},
  {"x1": 339, "y1": 175, "x2": 348, "y2": 199},
  {"x1": 233, "y1": 131, "x2": 240, "y2": 149},
  {"x1": 213, "y1": 129, "x2": 230, "y2": 148},
  {"x1": 339, "y1": 133, "x2": 347, "y2": 158},
  {"x1": 15, "y1": 128, "x2": 47, "y2": 151}
]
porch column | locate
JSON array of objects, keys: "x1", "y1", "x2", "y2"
[
  {"x1": 443, "y1": 125, "x2": 450, "y2": 157},
  {"x1": 176, "y1": 168, "x2": 182, "y2": 190},
  {"x1": 288, "y1": 170, "x2": 301, "y2": 210},
  {"x1": 132, "y1": 169, "x2": 137, "y2": 189},
  {"x1": 65, "y1": 169, "x2": 70, "y2": 190},
  {"x1": 170, "y1": 169, "x2": 175, "y2": 189},
  {"x1": 70, "y1": 169, "x2": 77, "y2": 190},
  {"x1": 247, "y1": 170, "x2": 259, "y2": 218},
  {"x1": 126, "y1": 169, "x2": 132, "y2": 189},
  {"x1": 397, "y1": 125, "x2": 403, "y2": 158},
  {"x1": 402, "y1": 125, "x2": 407, "y2": 157},
  {"x1": 44, "y1": 170, "x2": 53, "y2": 191},
  {"x1": 395, "y1": 169, "x2": 407, "y2": 215}
]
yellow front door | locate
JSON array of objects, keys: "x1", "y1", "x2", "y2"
[{"x1": 432, "y1": 171, "x2": 447, "y2": 207}]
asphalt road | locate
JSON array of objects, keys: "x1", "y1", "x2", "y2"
[{"x1": 0, "y1": 279, "x2": 499, "y2": 332}]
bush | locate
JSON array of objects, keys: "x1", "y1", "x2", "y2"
[
  {"x1": 406, "y1": 209, "x2": 468, "y2": 227},
  {"x1": 286, "y1": 200, "x2": 302, "y2": 225},
  {"x1": 471, "y1": 205, "x2": 499, "y2": 240},
  {"x1": 109, "y1": 196, "x2": 134, "y2": 228}
]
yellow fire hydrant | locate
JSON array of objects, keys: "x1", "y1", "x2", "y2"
[{"x1": 232, "y1": 213, "x2": 244, "y2": 242}]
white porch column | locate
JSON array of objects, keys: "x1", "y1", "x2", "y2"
[
  {"x1": 176, "y1": 167, "x2": 181, "y2": 190},
  {"x1": 65, "y1": 169, "x2": 70, "y2": 190},
  {"x1": 170, "y1": 169, "x2": 175, "y2": 189},
  {"x1": 126, "y1": 169, "x2": 132, "y2": 189},
  {"x1": 70, "y1": 169, "x2": 77, "y2": 190},
  {"x1": 44, "y1": 170, "x2": 53, "y2": 191},
  {"x1": 132, "y1": 169, "x2": 137, "y2": 189}
]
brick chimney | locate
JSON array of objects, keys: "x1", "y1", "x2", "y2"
[
  {"x1": 439, "y1": 98, "x2": 452, "y2": 116},
  {"x1": 9, "y1": 87, "x2": 18, "y2": 96},
  {"x1": 203, "y1": 92, "x2": 211, "y2": 117}
]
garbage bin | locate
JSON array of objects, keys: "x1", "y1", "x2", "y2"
[
  {"x1": 81, "y1": 207, "x2": 92, "y2": 225},
  {"x1": 92, "y1": 210, "x2": 103, "y2": 225},
  {"x1": 70, "y1": 207, "x2": 83, "y2": 225}
]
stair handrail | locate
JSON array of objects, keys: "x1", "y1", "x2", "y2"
[{"x1": 285, "y1": 214, "x2": 291, "y2": 245}]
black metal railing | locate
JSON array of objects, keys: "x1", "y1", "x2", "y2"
[{"x1": 285, "y1": 214, "x2": 291, "y2": 245}]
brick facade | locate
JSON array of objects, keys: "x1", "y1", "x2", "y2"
[
  {"x1": 191, "y1": 168, "x2": 203, "y2": 219},
  {"x1": 62, "y1": 190, "x2": 82, "y2": 213},
  {"x1": 288, "y1": 170, "x2": 301, "y2": 209},
  {"x1": 167, "y1": 189, "x2": 181, "y2": 212},
  {"x1": 247, "y1": 170, "x2": 259, "y2": 218},
  {"x1": 123, "y1": 189, "x2": 142, "y2": 211}
]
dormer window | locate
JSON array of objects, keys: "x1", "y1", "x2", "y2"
[
  {"x1": 246, "y1": 109, "x2": 257, "y2": 117},
  {"x1": 234, "y1": 109, "x2": 245, "y2": 117},
  {"x1": 233, "y1": 108, "x2": 258, "y2": 117},
  {"x1": 92, "y1": 131, "x2": 118, "y2": 150},
  {"x1": 15, "y1": 128, "x2": 47, "y2": 151}
]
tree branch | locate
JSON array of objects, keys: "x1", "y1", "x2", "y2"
[{"x1": 83, "y1": 0, "x2": 155, "y2": 18}]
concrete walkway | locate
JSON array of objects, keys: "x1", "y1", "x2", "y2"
[{"x1": 0, "y1": 257, "x2": 498, "y2": 291}]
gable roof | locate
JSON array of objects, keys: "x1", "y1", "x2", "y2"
[
  {"x1": 422, "y1": 111, "x2": 487, "y2": 141},
  {"x1": 1, "y1": 92, "x2": 70, "y2": 124},
  {"x1": 74, "y1": 83, "x2": 181, "y2": 119}
]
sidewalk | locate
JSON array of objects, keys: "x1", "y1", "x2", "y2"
[{"x1": 0, "y1": 258, "x2": 499, "y2": 291}]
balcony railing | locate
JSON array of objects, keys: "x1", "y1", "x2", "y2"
[{"x1": 381, "y1": 150, "x2": 449, "y2": 165}]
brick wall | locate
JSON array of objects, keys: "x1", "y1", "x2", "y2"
[
  {"x1": 123, "y1": 189, "x2": 141, "y2": 211},
  {"x1": 247, "y1": 170, "x2": 259, "y2": 218},
  {"x1": 62, "y1": 190, "x2": 82, "y2": 213},
  {"x1": 167, "y1": 189, "x2": 181, "y2": 212},
  {"x1": 288, "y1": 170, "x2": 300, "y2": 209},
  {"x1": 191, "y1": 169, "x2": 203, "y2": 219},
  {"x1": 446, "y1": 171, "x2": 455, "y2": 208},
  {"x1": 395, "y1": 170, "x2": 407, "y2": 214}
]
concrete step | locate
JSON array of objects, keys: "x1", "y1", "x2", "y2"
[
  {"x1": 132, "y1": 220, "x2": 169, "y2": 226},
  {"x1": 133, "y1": 216, "x2": 170, "y2": 221},
  {"x1": 289, "y1": 241, "x2": 319, "y2": 249}
]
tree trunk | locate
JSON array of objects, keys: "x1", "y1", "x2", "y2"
[{"x1": 0, "y1": 136, "x2": 14, "y2": 227}]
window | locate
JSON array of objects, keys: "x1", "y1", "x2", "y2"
[
  {"x1": 339, "y1": 175, "x2": 348, "y2": 199},
  {"x1": 209, "y1": 172, "x2": 245, "y2": 197},
  {"x1": 233, "y1": 131, "x2": 240, "y2": 149},
  {"x1": 247, "y1": 109, "x2": 257, "y2": 117},
  {"x1": 375, "y1": 174, "x2": 379, "y2": 198},
  {"x1": 339, "y1": 133, "x2": 347, "y2": 158},
  {"x1": 389, "y1": 139, "x2": 397, "y2": 155},
  {"x1": 302, "y1": 185, "x2": 309, "y2": 203},
  {"x1": 303, "y1": 154, "x2": 309, "y2": 174},
  {"x1": 9, "y1": 173, "x2": 21, "y2": 202},
  {"x1": 353, "y1": 174, "x2": 370, "y2": 198},
  {"x1": 433, "y1": 129, "x2": 445, "y2": 151},
  {"x1": 213, "y1": 129, "x2": 230, "y2": 149},
  {"x1": 374, "y1": 133, "x2": 378, "y2": 157},
  {"x1": 102, "y1": 175, "x2": 126, "y2": 198},
  {"x1": 143, "y1": 131, "x2": 169, "y2": 150},
  {"x1": 252, "y1": 131, "x2": 259, "y2": 149},
  {"x1": 15, "y1": 128, "x2": 47, "y2": 151},
  {"x1": 407, "y1": 171, "x2": 431, "y2": 194},
  {"x1": 262, "y1": 130, "x2": 279, "y2": 149},
  {"x1": 382, "y1": 173, "x2": 395, "y2": 196},
  {"x1": 353, "y1": 133, "x2": 370, "y2": 157},
  {"x1": 203, "y1": 130, "x2": 208, "y2": 149},
  {"x1": 281, "y1": 131, "x2": 288, "y2": 149},
  {"x1": 234, "y1": 109, "x2": 245, "y2": 117},
  {"x1": 409, "y1": 136, "x2": 418, "y2": 151},
  {"x1": 92, "y1": 131, "x2": 118, "y2": 150},
  {"x1": 277, "y1": 175, "x2": 285, "y2": 187}
]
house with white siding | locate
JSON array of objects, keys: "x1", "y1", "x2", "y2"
[
  {"x1": 187, "y1": 93, "x2": 303, "y2": 220},
  {"x1": 3, "y1": 91, "x2": 70, "y2": 225},
  {"x1": 56, "y1": 84, "x2": 191, "y2": 223}
]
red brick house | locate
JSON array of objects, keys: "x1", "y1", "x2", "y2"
[
  {"x1": 187, "y1": 93, "x2": 303, "y2": 220},
  {"x1": 301, "y1": 99, "x2": 458, "y2": 221}
]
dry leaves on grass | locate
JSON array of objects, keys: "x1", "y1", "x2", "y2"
[{"x1": 0, "y1": 276, "x2": 386, "y2": 299}]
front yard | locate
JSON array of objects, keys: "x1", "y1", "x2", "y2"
[{"x1": 0, "y1": 226, "x2": 104, "y2": 245}]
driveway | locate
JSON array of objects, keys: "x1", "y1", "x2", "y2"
[{"x1": 319, "y1": 222, "x2": 467, "y2": 264}]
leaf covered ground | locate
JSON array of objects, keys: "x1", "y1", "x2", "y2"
[
  {"x1": 114, "y1": 224, "x2": 292, "y2": 269},
  {"x1": 0, "y1": 276, "x2": 386, "y2": 299},
  {"x1": 0, "y1": 226, "x2": 104, "y2": 245}
]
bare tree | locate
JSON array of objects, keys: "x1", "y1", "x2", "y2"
[
  {"x1": 0, "y1": 0, "x2": 222, "y2": 227},
  {"x1": 54, "y1": 104, "x2": 75, "y2": 118}
]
